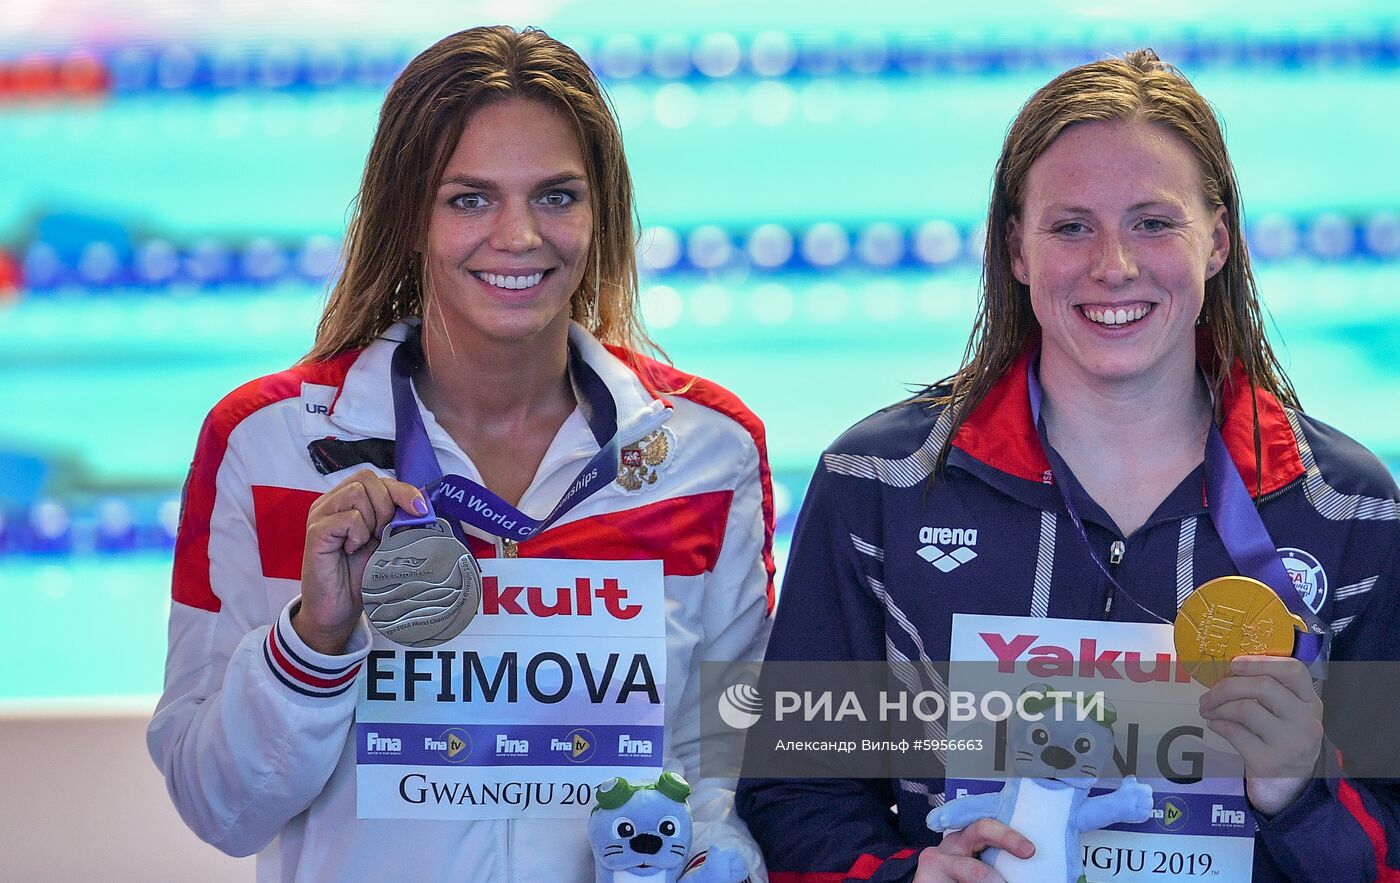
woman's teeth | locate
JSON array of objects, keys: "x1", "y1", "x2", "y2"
[
  {"x1": 1081, "y1": 304, "x2": 1151, "y2": 326},
  {"x1": 474, "y1": 271, "x2": 544, "y2": 290}
]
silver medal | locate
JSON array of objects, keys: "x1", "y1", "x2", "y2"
[{"x1": 361, "y1": 517, "x2": 481, "y2": 648}]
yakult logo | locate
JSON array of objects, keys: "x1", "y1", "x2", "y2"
[
  {"x1": 480, "y1": 576, "x2": 641, "y2": 619},
  {"x1": 917, "y1": 526, "x2": 979, "y2": 572},
  {"x1": 982, "y1": 632, "x2": 1193, "y2": 683}
]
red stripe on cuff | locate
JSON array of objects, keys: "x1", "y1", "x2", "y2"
[
  {"x1": 1338, "y1": 776, "x2": 1400, "y2": 881},
  {"x1": 1335, "y1": 748, "x2": 1400, "y2": 881},
  {"x1": 770, "y1": 849, "x2": 919, "y2": 883},
  {"x1": 266, "y1": 626, "x2": 361, "y2": 689}
]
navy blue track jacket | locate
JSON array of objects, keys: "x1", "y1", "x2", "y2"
[{"x1": 738, "y1": 349, "x2": 1400, "y2": 883}]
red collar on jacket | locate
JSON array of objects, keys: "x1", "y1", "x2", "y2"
[{"x1": 950, "y1": 343, "x2": 1305, "y2": 497}]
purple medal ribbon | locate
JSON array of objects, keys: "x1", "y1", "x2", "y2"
[
  {"x1": 387, "y1": 329, "x2": 624, "y2": 542},
  {"x1": 1026, "y1": 356, "x2": 1328, "y2": 676}
]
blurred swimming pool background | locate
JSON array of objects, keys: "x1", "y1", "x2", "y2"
[{"x1": 2, "y1": 1, "x2": 1398, "y2": 702}]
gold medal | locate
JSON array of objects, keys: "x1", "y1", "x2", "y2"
[{"x1": 1173, "y1": 575, "x2": 1308, "y2": 687}]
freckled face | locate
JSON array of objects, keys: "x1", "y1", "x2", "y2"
[
  {"x1": 1008, "y1": 119, "x2": 1230, "y2": 390},
  {"x1": 424, "y1": 98, "x2": 593, "y2": 347}
]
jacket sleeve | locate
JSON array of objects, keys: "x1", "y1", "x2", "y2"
[
  {"x1": 678, "y1": 435, "x2": 776, "y2": 882},
  {"x1": 1253, "y1": 752, "x2": 1398, "y2": 881},
  {"x1": 1255, "y1": 541, "x2": 1400, "y2": 882},
  {"x1": 146, "y1": 407, "x2": 373, "y2": 857},
  {"x1": 737, "y1": 462, "x2": 923, "y2": 883}
]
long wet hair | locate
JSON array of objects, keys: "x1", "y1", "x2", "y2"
[
  {"x1": 932, "y1": 49, "x2": 1299, "y2": 479},
  {"x1": 302, "y1": 26, "x2": 651, "y2": 364}
]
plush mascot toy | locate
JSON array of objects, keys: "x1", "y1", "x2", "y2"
[
  {"x1": 589, "y1": 772, "x2": 749, "y2": 883},
  {"x1": 926, "y1": 684, "x2": 1153, "y2": 883}
]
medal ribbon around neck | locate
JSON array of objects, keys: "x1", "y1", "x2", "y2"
[
  {"x1": 387, "y1": 327, "x2": 627, "y2": 542},
  {"x1": 1026, "y1": 355, "x2": 1328, "y2": 677}
]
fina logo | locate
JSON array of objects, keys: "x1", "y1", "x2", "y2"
[
  {"x1": 1211, "y1": 803, "x2": 1247, "y2": 828},
  {"x1": 618, "y1": 734, "x2": 654, "y2": 757},
  {"x1": 916, "y1": 526, "x2": 979, "y2": 573},
  {"x1": 365, "y1": 731, "x2": 402, "y2": 755},
  {"x1": 495, "y1": 734, "x2": 529, "y2": 757},
  {"x1": 718, "y1": 683, "x2": 763, "y2": 730},
  {"x1": 1279, "y1": 547, "x2": 1328, "y2": 614}
]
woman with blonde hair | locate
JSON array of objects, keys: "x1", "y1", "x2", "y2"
[
  {"x1": 150, "y1": 26, "x2": 772, "y2": 881},
  {"x1": 739, "y1": 49, "x2": 1400, "y2": 882}
]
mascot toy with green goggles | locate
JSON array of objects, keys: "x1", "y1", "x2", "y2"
[
  {"x1": 588, "y1": 772, "x2": 749, "y2": 883},
  {"x1": 926, "y1": 684, "x2": 1153, "y2": 883}
]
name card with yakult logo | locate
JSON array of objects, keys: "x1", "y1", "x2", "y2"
[
  {"x1": 355, "y1": 558, "x2": 665, "y2": 820},
  {"x1": 945, "y1": 614, "x2": 1255, "y2": 882}
]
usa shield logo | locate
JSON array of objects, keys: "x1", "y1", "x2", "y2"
[{"x1": 1278, "y1": 547, "x2": 1328, "y2": 614}]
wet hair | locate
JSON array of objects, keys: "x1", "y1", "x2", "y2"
[
  {"x1": 303, "y1": 25, "x2": 649, "y2": 363},
  {"x1": 932, "y1": 48, "x2": 1299, "y2": 481}
]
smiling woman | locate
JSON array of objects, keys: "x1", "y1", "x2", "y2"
[
  {"x1": 417, "y1": 98, "x2": 597, "y2": 507},
  {"x1": 1010, "y1": 117, "x2": 1231, "y2": 537},
  {"x1": 1010, "y1": 119, "x2": 1229, "y2": 395},
  {"x1": 425, "y1": 99, "x2": 593, "y2": 349},
  {"x1": 739, "y1": 48, "x2": 1400, "y2": 883},
  {"x1": 146, "y1": 25, "x2": 773, "y2": 883}
]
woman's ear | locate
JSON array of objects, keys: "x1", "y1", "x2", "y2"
[
  {"x1": 1007, "y1": 215, "x2": 1028, "y2": 284},
  {"x1": 1206, "y1": 204, "x2": 1229, "y2": 278}
]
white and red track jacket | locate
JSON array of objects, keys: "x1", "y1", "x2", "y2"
[{"x1": 149, "y1": 321, "x2": 775, "y2": 882}]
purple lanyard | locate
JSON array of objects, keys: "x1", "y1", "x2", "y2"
[
  {"x1": 1026, "y1": 357, "x2": 1328, "y2": 674},
  {"x1": 388, "y1": 329, "x2": 624, "y2": 542}
]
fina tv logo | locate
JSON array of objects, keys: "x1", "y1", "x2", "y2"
[
  {"x1": 551, "y1": 728, "x2": 596, "y2": 763},
  {"x1": 718, "y1": 682, "x2": 764, "y2": 730},
  {"x1": 425, "y1": 728, "x2": 472, "y2": 764},
  {"x1": 1151, "y1": 796, "x2": 1189, "y2": 831},
  {"x1": 917, "y1": 526, "x2": 978, "y2": 573}
]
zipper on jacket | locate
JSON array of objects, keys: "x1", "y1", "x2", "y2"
[
  {"x1": 1102, "y1": 539, "x2": 1126, "y2": 619},
  {"x1": 1258, "y1": 470, "x2": 1306, "y2": 505}
]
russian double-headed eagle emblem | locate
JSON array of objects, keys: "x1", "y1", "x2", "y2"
[{"x1": 617, "y1": 427, "x2": 674, "y2": 493}]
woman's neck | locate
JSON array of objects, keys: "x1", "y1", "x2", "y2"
[
  {"x1": 1038, "y1": 349, "x2": 1212, "y2": 536},
  {"x1": 1038, "y1": 350, "x2": 1210, "y2": 457},
  {"x1": 413, "y1": 314, "x2": 578, "y2": 508},
  {"x1": 416, "y1": 316, "x2": 574, "y2": 427}
]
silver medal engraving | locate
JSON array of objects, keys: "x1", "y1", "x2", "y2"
[{"x1": 361, "y1": 517, "x2": 481, "y2": 648}]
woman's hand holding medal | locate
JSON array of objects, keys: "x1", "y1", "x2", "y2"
[
  {"x1": 1199, "y1": 654, "x2": 1325, "y2": 817},
  {"x1": 294, "y1": 468, "x2": 429, "y2": 655}
]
